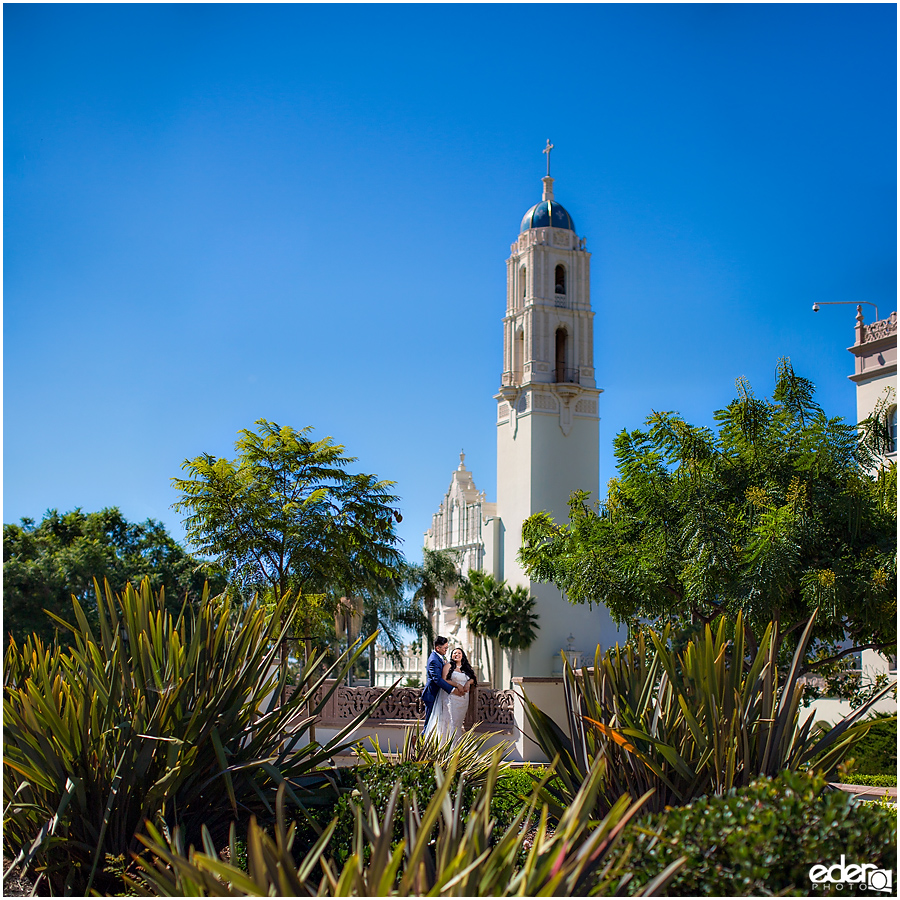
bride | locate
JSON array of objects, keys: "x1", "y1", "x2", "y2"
[{"x1": 423, "y1": 647, "x2": 476, "y2": 744}]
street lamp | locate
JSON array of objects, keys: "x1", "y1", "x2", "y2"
[{"x1": 812, "y1": 300, "x2": 880, "y2": 321}]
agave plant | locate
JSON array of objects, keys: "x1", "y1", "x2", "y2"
[
  {"x1": 131, "y1": 751, "x2": 684, "y2": 896},
  {"x1": 3, "y1": 578, "x2": 392, "y2": 895},
  {"x1": 525, "y1": 609, "x2": 894, "y2": 816}
]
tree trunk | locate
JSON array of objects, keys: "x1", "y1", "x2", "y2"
[
  {"x1": 305, "y1": 636, "x2": 315, "y2": 744},
  {"x1": 280, "y1": 612, "x2": 289, "y2": 707}
]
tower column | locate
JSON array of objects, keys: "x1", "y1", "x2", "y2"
[{"x1": 493, "y1": 151, "x2": 620, "y2": 680}]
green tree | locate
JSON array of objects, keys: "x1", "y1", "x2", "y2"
[
  {"x1": 3, "y1": 507, "x2": 220, "y2": 647},
  {"x1": 456, "y1": 571, "x2": 539, "y2": 685},
  {"x1": 172, "y1": 420, "x2": 406, "y2": 668},
  {"x1": 520, "y1": 359, "x2": 897, "y2": 685}
]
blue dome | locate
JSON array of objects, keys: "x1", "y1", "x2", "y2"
[{"x1": 520, "y1": 200, "x2": 575, "y2": 233}]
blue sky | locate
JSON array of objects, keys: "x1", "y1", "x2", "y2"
[{"x1": 5, "y1": 3, "x2": 896, "y2": 562}]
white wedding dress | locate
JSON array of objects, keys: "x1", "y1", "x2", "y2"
[{"x1": 423, "y1": 669, "x2": 470, "y2": 744}]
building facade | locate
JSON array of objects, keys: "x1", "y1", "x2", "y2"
[
  {"x1": 849, "y1": 305, "x2": 897, "y2": 455},
  {"x1": 804, "y1": 305, "x2": 897, "y2": 723},
  {"x1": 424, "y1": 159, "x2": 622, "y2": 685},
  {"x1": 849, "y1": 305, "x2": 897, "y2": 695},
  {"x1": 422, "y1": 453, "x2": 499, "y2": 681}
]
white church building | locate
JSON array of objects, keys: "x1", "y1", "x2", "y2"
[{"x1": 424, "y1": 152, "x2": 621, "y2": 686}]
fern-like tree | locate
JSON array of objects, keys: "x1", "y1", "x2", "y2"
[
  {"x1": 456, "y1": 571, "x2": 539, "y2": 686},
  {"x1": 173, "y1": 420, "x2": 406, "y2": 674},
  {"x1": 520, "y1": 359, "x2": 897, "y2": 695}
]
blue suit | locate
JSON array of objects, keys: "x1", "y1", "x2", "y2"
[{"x1": 421, "y1": 650, "x2": 455, "y2": 731}]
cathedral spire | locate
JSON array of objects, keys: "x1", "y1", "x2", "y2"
[{"x1": 542, "y1": 139, "x2": 555, "y2": 200}]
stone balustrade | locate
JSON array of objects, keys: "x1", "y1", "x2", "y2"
[{"x1": 309, "y1": 680, "x2": 515, "y2": 728}]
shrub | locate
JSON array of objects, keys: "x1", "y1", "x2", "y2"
[
  {"x1": 612, "y1": 770, "x2": 897, "y2": 896},
  {"x1": 491, "y1": 765, "x2": 542, "y2": 833},
  {"x1": 358, "y1": 724, "x2": 511, "y2": 772},
  {"x1": 3, "y1": 579, "x2": 386, "y2": 895},
  {"x1": 839, "y1": 774, "x2": 897, "y2": 787}
]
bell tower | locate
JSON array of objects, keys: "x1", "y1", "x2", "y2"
[{"x1": 494, "y1": 144, "x2": 618, "y2": 677}]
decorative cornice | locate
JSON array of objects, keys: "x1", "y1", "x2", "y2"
[
  {"x1": 848, "y1": 334, "x2": 897, "y2": 357},
  {"x1": 849, "y1": 364, "x2": 897, "y2": 384}
]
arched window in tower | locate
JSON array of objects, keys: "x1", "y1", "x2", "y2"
[
  {"x1": 555, "y1": 264, "x2": 566, "y2": 295},
  {"x1": 514, "y1": 328, "x2": 525, "y2": 384},
  {"x1": 520, "y1": 267, "x2": 527, "y2": 303},
  {"x1": 889, "y1": 406, "x2": 897, "y2": 455},
  {"x1": 555, "y1": 327, "x2": 567, "y2": 383}
]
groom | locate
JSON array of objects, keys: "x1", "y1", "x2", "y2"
[{"x1": 421, "y1": 636, "x2": 463, "y2": 733}]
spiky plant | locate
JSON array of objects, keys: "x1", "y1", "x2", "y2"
[
  {"x1": 131, "y1": 752, "x2": 683, "y2": 896},
  {"x1": 3, "y1": 578, "x2": 392, "y2": 895},
  {"x1": 525, "y1": 609, "x2": 894, "y2": 817}
]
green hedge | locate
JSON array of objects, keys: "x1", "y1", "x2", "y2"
[
  {"x1": 614, "y1": 771, "x2": 897, "y2": 897},
  {"x1": 491, "y1": 766, "x2": 542, "y2": 833},
  {"x1": 839, "y1": 774, "x2": 897, "y2": 787}
]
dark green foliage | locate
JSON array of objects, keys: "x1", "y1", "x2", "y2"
[
  {"x1": 520, "y1": 360, "x2": 897, "y2": 689},
  {"x1": 613, "y1": 771, "x2": 898, "y2": 896},
  {"x1": 3, "y1": 579, "x2": 385, "y2": 896},
  {"x1": 456, "y1": 572, "x2": 539, "y2": 651},
  {"x1": 846, "y1": 714, "x2": 897, "y2": 775},
  {"x1": 3, "y1": 507, "x2": 223, "y2": 648},
  {"x1": 329, "y1": 730, "x2": 513, "y2": 866}
]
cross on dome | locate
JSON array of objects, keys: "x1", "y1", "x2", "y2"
[{"x1": 543, "y1": 139, "x2": 554, "y2": 176}]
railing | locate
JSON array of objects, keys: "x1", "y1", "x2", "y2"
[{"x1": 310, "y1": 681, "x2": 516, "y2": 727}]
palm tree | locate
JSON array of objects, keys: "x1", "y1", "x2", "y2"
[
  {"x1": 406, "y1": 548, "x2": 460, "y2": 640},
  {"x1": 494, "y1": 584, "x2": 539, "y2": 681},
  {"x1": 456, "y1": 571, "x2": 505, "y2": 687},
  {"x1": 359, "y1": 571, "x2": 432, "y2": 685},
  {"x1": 456, "y1": 571, "x2": 539, "y2": 687}
]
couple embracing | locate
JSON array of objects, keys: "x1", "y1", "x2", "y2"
[{"x1": 421, "y1": 636, "x2": 477, "y2": 743}]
